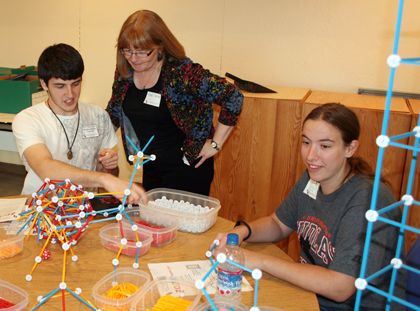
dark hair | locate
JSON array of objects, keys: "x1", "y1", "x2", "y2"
[
  {"x1": 304, "y1": 103, "x2": 386, "y2": 184},
  {"x1": 37, "y1": 43, "x2": 84, "y2": 86},
  {"x1": 116, "y1": 10, "x2": 186, "y2": 78}
]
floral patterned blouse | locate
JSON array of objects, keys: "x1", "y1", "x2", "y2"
[{"x1": 106, "y1": 55, "x2": 244, "y2": 164}]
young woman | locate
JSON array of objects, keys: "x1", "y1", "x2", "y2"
[{"x1": 212, "y1": 103, "x2": 406, "y2": 310}]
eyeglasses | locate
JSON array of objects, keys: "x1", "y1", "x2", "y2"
[{"x1": 120, "y1": 48, "x2": 155, "y2": 58}]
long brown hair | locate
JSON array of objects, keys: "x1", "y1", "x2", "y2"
[
  {"x1": 304, "y1": 103, "x2": 388, "y2": 185},
  {"x1": 116, "y1": 10, "x2": 186, "y2": 78}
]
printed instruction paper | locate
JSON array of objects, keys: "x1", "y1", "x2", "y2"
[
  {"x1": 0, "y1": 198, "x2": 27, "y2": 222},
  {"x1": 148, "y1": 260, "x2": 253, "y2": 295}
]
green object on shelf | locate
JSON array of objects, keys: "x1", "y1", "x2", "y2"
[
  {"x1": 12, "y1": 66, "x2": 38, "y2": 76},
  {"x1": 0, "y1": 74, "x2": 42, "y2": 114}
]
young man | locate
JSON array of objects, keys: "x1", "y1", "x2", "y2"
[{"x1": 12, "y1": 43, "x2": 147, "y2": 204}]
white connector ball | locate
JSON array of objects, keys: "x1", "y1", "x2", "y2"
[
  {"x1": 355, "y1": 278, "x2": 367, "y2": 290},
  {"x1": 195, "y1": 279, "x2": 205, "y2": 289},
  {"x1": 376, "y1": 135, "x2": 390, "y2": 148},
  {"x1": 216, "y1": 253, "x2": 227, "y2": 263},
  {"x1": 365, "y1": 210, "x2": 378, "y2": 222},
  {"x1": 414, "y1": 126, "x2": 420, "y2": 138},
  {"x1": 391, "y1": 258, "x2": 403, "y2": 269},
  {"x1": 252, "y1": 269, "x2": 263, "y2": 280},
  {"x1": 402, "y1": 194, "x2": 414, "y2": 206},
  {"x1": 387, "y1": 54, "x2": 401, "y2": 68}
]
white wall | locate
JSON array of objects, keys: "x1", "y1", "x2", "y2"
[
  {"x1": 2, "y1": 0, "x2": 420, "y2": 179},
  {"x1": 2, "y1": 0, "x2": 420, "y2": 103}
]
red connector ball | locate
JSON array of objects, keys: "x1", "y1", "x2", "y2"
[{"x1": 41, "y1": 249, "x2": 51, "y2": 260}]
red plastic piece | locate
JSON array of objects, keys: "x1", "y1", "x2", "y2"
[
  {"x1": 41, "y1": 249, "x2": 51, "y2": 260},
  {"x1": 0, "y1": 297, "x2": 16, "y2": 308}
]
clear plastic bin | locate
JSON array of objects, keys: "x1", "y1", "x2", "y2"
[
  {"x1": 121, "y1": 208, "x2": 179, "y2": 247},
  {"x1": 99, "y1": 223, "x2": 153, "y2": 257},
  {"x1": 130, "y1": 276, "x2": 202, "y2": 311},
  {"x1": 0, "y1": 279, "x2": 29, "y2": 311},
  {"x1": 0, "y1": 223, "x2": 24, "y2": 260},
  {"x1": 193, "y1": 297, "x2": 248, "y2": 311},
  {"x1": 91, "y1": 268, "x2": 150, "y2": 311},
  {"x1": 139, "y1": 188, "x2": 221, "y2": 233}
]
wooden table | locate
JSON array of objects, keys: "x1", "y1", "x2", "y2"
[{"x1": 0, "y1": 207, "x2": 319, "y2": 311}]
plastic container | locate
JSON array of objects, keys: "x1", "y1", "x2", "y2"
[
  {"x1": 91, "y1": 268, "x2": 150, "y2": 311},
  {"x1": 193, "y1": 297, "x2": 248, "y2": 311},
  {"x1": 0, "y1": 279, "x2": 29, "y2": 310},
  {"x1": 0, "y1": 223, "x2": 24, "y2": 260},
  {"x1": 139, "y1": 188, "x2": 221, "y2": 233},
  {"x1": 130, "y1": 276, "x2": 202, "y2": 311},
  {"x1": 99, "y1": 223, "x2": 153, "y2": 257},
  {"x1": 121, "y1": 208, "x2": 179, "y2": 247},
  {"x1": 215, "y1": 233, "x2": 245, "y2": 302}
]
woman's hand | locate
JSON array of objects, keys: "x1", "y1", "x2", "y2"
[
  {"x1": 210, "y1": 235, "x2": 263, "y2": 272},
  {"x1": 195, "y1": 139, "x2": 219, "y2": 168},
  {"x1": 209, "y1": 226, "x2": 248, "y2": 257}
]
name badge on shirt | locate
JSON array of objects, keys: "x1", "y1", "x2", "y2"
[
  {"x1": 303, "y1": 179, "x2": 320, "y2": 200},
  {"x1": 82, "y1": 125, "x2": 99, "y2": 138},
  {"x1": 144, "y1": 91, "x2": 161, "y2": 107}
]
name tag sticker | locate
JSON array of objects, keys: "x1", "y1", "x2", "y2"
[
  {"x1": 144, "y1": 92, "x2": 161, "y2": 107},
  {"x1": 82, "y1": 125, "x2": 99, "y2": 138},
  {"x1": 303, "y1": 179, "x2": 320, "y2": 200}
]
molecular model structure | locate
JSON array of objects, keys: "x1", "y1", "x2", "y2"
[
  {"x1": 15, "y1": 131, "x2": 272, "y2": 311},
  {"x1": 354, "y1": 1, "x2": 420, "y2": 310},
  {"x1": 15, "y1": 135, "x2": 156, "y2": 311}
]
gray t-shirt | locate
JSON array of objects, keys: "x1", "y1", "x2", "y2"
[{"x1": 276, "y1": 170, "x2": 406, "y2": 311}]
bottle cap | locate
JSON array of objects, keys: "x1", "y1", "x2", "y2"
[{"x1": 227, "y1": 233, "x2": 239, "y2": 245}]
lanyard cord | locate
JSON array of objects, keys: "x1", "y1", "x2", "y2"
[{"x1": 47, "y1": 100, "x2": 80, "y2": 160}]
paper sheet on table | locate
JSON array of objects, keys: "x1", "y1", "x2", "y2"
[
  {"x1": 148, "y1": 260, "x2": 253, "y2": 296},
  {"x1": 0, "y1": 198, "x2": 27, "y2": 222}
]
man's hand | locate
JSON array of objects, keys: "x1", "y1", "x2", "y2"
[
  {"x1": 101, "y1": 174, "x2": 148, "y2": 205},
  {"x1": 99, "y1": 148, "x2": 118, "y2": 170}
]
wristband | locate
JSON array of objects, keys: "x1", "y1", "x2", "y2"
[{"x1": 234, "y1": 220, "x2": 251, "y2": 241}]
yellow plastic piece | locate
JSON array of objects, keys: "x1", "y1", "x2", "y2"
[
  {"x1": 149, "y1": 295, "x2": 193, "y2": 311},
  {"x1": 0, "y1": 240, "x2": 22, "y2": 259},
  {"x1": 102, "y1": 282, "x2": 140, "y2": 299}
]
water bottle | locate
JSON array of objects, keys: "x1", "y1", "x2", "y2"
[{"x1": 215, "y1": 233, "x2": 245, "y2": 301}]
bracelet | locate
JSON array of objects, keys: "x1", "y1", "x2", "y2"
[{"x1": 234, "y1": 220, "x2": 251, "y2": 241}]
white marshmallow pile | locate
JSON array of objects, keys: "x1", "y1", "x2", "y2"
[
  {"x1": 148, "y1": 196, "x2": 217, "y2": 233},
  {"x1": 149, "y1": 197, "x2": 214, "y2": 214}
]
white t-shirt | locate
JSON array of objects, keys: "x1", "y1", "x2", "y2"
[{"x1": 13, "y1": 101, "x2": 119, "y2": 195}]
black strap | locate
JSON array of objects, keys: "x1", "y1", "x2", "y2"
[{"x1": 234, "y1": 220, "x2": 252, "y2": 241}]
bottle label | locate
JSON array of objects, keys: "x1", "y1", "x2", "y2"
[{"x1": 217, "y1": 268, "x2": 243, "y2": 296}]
